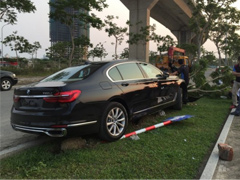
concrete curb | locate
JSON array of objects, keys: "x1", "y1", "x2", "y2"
[
  {"x1": 0, "y1": 138, "x2": 50, "y2": 160},
  {"x1": 200, "y1": 109, "x2": 234, "y2": 179}
]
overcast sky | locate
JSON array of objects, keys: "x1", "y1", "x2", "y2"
[{"x1": 1, "y1": 0, "x2": 240, "y2": 60}]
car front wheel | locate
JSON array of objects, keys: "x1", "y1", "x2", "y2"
[
  {"x1": 99, "y1": 102, "x2": 128, "y2": 141},
  {"x1": 1, "y1": 78, "x2": 12, "y2": 91}
]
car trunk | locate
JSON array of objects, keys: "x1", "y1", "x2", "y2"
[{"x1": 13, "y1": 82, "x2": 68, "y2": 112}]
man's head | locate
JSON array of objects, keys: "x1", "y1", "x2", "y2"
[{"x1": 178, "y1": 59, "x2": 184, "y2": 65}]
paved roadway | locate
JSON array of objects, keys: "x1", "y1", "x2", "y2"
[{"x1": 0, "y1": 88, "x2": 49, "y2": 152}]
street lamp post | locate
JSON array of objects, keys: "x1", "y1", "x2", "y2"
[{"x1": 1, "y1": 23, "x2": 9, "y2": 63}]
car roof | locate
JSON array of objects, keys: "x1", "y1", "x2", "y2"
[
  {"x1": 51, "y1": 60, "x2": 150, "y2": 72},
  {"x1": 85, "y1": 59, "x2": 144, "y2": 66}
]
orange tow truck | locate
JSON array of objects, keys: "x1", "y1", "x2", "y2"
[{"x1": 155, "y1": 47, "x2": 191, "y2": 72}]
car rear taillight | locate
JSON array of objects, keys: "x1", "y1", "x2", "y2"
[
  {"x1": 13, "y1": 95, "x2": 20, "y2": 102},
  {"x1": 43, "y1": 90, "x2": 81, "y2": 103}
]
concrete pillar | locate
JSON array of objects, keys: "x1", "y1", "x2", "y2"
[
  {"x1": 171, "y1": 30, "x2": 195, "y2": 45},
  {"x1": 121, "y1": 0, "x2": 159, "y2": 62}
]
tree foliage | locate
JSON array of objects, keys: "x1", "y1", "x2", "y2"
[
  {"x1": 127, "y1": 23, "x2": 176, "y2": 57},
  {"x1": 46, "y1": 42, "x2": 70, "y2": 60},
  {"x1": 152, "y1": 34, "x2": 176, "y2": 56},
  {"x1": 177, "y1": 43, "x2": 198, "y2": 61},
  {"x1": 49, "y1": 0, "x2": 107, "y2": 28},
  {"x1": 88, "y1": 42, "x2": 108, "y2": 61},
  {"x1": 29, "y1": 41, "x2": 41, "y2": 59},
  {"x1": 188, "y1": 50, "x2": 234, "y2": 98},
  {"x1": 74, "y1": 35, "x2": 93, "y2": 63},
  {"x1": 3, "y1": 31, "x2": 41, "y2": 61},
  {"x1": 127, "y1": 23, "x2": 155, "y2": 46},
  {"x1": 49, "y1": 0, "x2": 108, "y2": 66},
  {"x1": 222, "y1": 32, "x2": 240, "y2": 63},
  {"x1": 46, "y1": 41, "x2": 70, "y2": 68},
  {"x1": 3, "y1": 31, "x2": 31, "y2": 60},
  {"x1": 104, "y1": 15, "x2": 128, "y2": 59},
  {"x1": 188, "y1": 0, "x2": 240, "y2": 60},
  {"x1": 209, "y1": 7, "x2": 240, "y2": 65},
  {"x1": 120, "y1": 48, "x2": 129, "y2": 59},
  {"x1": 0, "y1": 0, "x2": 36, "y2": 24}
]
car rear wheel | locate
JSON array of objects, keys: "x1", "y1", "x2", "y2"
[
  {"x1": 173, "y1": 87, "x2": 182, "y2": 110},
  {"x1": 99, "y1": 102, "x2": 128, "y2": 141},
  {"x1": 1, "y1": 78, "x2": 12, "y2": 91}
]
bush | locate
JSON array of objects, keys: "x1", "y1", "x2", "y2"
[{"x1": 1, "y1": 66, "x2": 60, "y2": 77}]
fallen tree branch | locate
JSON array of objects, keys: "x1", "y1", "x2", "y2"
[
  {"x1": 198, "y1": 75, "x2": 225, "y2": 89},
  {"x1": 188, "y1": 86, "x2": 229, "y2": 93}
]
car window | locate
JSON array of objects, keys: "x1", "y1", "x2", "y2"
[
  {"x1": 108, "y1": 67, "x2": 123, "y2": 81},
  {"x1": 41, "y1": 64, "x2": 101, "y2": 82},
  {"x1": 116, "y1": 63, "x2": 144, "y2": 80},
  {"x1": 139, "y1": 63, "x2": 162, "y2": 78}
]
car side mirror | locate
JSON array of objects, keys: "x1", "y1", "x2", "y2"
[{"x1": 156, "y1": 72, "x2": 169, "y2": 79}]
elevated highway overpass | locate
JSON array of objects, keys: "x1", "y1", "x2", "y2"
[{"x1": 120, "y1": 0, "x2": 197, "y2": 62}]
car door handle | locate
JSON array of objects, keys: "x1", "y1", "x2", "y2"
[{"x1": 121, "y1": 83, "x2": 129, "y2": 87}]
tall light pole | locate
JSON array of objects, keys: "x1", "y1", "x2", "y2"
[{"x1": 1, "y1": 23, "x2": 9, "y2": 63}]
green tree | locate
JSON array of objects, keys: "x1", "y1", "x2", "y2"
[
  {"x1": 127, "y1": 23, "x2": 157, "y2": 60},
  {"x1": 49, "y1": 0, "x2": 108, "y2": 66},
  {"x1": 29, "y1": 41, "x2": 41, "y2": 59},
  {"x1": 3, "y1": 31, "x2": 31, "y2": 61},
  {"x1": 210, "y1": 24, "x2": 234, "y2": 66},
  {"x1": 46, "y1": 41, "x2": 70, "y2": 68},
  {"x1": 74, "y1": 35, "x2": 93, "y2": 63},
  {"x1": 223, "y1": 32, "x2": 240, "y2": 65},
  {"x1": 152, "y1": 34, "x2": 176, "y2": 56},
  {"x1": 104, "y1": 15, "x2": 128, "y2": 59},
  {"x1": 88, "y1": 42, "x2": 108, "y2": 61},
  {"x1": 177, "y1": 43, "x2": 198, "y2": 63},
  {"x1": 120, "y1": 48, "x2": 129, "y2": 59},
  {"x1": 188, "y1": 0, "x2": 240, "y2": 60},
  {"x1": 46, "y1": 42, "x2": 69, "y2": 60},
  {"x1": 127, "y1": 23, "x2": 155, "y2": 48},
  {"x1": 208, "y1": 2, "x2": 240, "y2": 66},
  {"x1": 0, "y1": 0, "x2": 36, "y2": 24},
  {"x1": 127, "y1": 22, "x2": 177, "y2": 62}
]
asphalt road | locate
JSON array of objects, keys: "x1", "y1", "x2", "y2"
[{"x1": 0, "y1": 88, "x2": 48, "y2": 151}]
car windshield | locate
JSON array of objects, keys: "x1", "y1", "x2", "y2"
[{"x1": 41, "y1": 64, "x2": 99, "y2": 82}]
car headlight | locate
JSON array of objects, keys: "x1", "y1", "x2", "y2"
[{"x1": 12, "y1": 74, "x2": 16, "y2": 77}]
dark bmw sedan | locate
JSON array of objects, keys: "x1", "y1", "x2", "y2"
[{"x1": 11, "y1": 60, "x2": 185, "y2": 141}]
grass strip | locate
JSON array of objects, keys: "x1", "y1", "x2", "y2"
[{"x1": 0, "y1": 97, "x2": 230, "y2": 179}]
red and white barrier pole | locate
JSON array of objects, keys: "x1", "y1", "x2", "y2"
[{"x1": 121, "y1": 115, "x2": 193, "y2": 139}]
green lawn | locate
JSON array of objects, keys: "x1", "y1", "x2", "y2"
[{"x1": 0, "y1": 97, "x2": 230, "y2": 179}]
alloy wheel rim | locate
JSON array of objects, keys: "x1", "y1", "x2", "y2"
[
  {"x1": 106, "y1": 107, "x2": 125, "y2": 136},
  {"x1": 2, "y1": 80, "x2": 10, "y2": 90}
]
